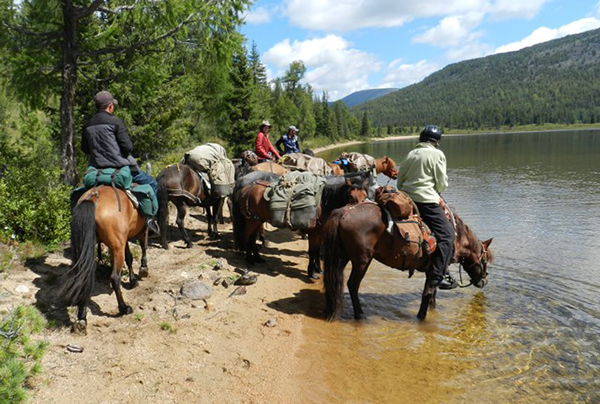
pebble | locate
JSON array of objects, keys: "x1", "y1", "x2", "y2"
[
  {"x1": 180, "y1": 282, "x2": 213, "y2": 300},
  {"x1": 15, "y1": 285, "x2": 30, "y2": 294},
  {"x1": 264, "y1": 318, "x2": 277, "y2": 328}
]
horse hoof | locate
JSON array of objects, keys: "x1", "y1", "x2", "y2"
[
  {"x1": 308, "y1": 273, "x2": 319, "y2": 280},
  {"x1": 186, "y1": 242, "x2": 194, "y2": 249},
  {"x1": 129, "y1": 278, "x2": 139, "y2": 289},
  {"x1": 139, "y1": 267, "x2": 149, "y2": 278},
  {"x1": 162, "y1": 244, "x2": 169, "y2": 250},
  {"x1": 119, "y1": 305, "x2": 133, "y2": 315},
  {"x1": 314, "y1": 268, "x2": 323, "y2": 274},
  {"x1": 71, "y1": 320, "x2": 88, "y2": 335}
]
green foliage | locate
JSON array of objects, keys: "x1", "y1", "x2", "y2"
[
  {"x1": 355, "y1": 28, "x2": 600, "y2": 130},
  {"x1": 0, "y1": 306, "x2": 48, "y2": 404},
  {"x1": 0, "y1": 111, "x2": 70, "y2": 246}
]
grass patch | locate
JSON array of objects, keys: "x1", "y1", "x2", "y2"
[
  {"x1": 159, "y1": 321, "x2": 176, "y2": 333},
  {"x1": 134, "y1": 313, "x2": 144, "y2": 322},
  {"x1": 0, "y1": 248, "x2": 14, "y2": 273},
  {"x1": 0, "y1": 306, "x2": 48, "y2": 404}
]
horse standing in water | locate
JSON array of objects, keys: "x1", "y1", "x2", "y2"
[
  {"x1": 322, "y1": 202, "x2": 493, "y2": 320},
  {"x1": 156, "y1": 164, "x2": 225, "y2": 248},
  {"x1": 231, "y1": 170, "x2": 373, "y2": 278},
  {"x1": 62, "y1": 186, "x2": 149, "y2": 333}
]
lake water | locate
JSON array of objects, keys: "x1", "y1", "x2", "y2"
[{"x1": 296, "y1": 130, "x2": 600, "y2": 404}]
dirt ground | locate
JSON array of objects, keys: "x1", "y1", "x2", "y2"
[{"x1": 1, "y1": 206, "x2": 324, "y2": 404}]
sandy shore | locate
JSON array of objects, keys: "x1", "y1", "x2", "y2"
[{"x1": 1, "y1": 207, "x2": 322, "y2": 404}]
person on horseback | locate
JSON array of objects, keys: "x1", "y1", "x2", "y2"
[
  {"x1": 255, "y1": 120, "x2": 281, "y2": 162},
  {"x1": 275, "y1": 125, "x2": 301, "y2": 155},
  {"x1": 81, "y1": 90, "x2": 160, "y2": 234},
  {"x1": 397, "y1": 125, "x2": 458, "y2": 290}
]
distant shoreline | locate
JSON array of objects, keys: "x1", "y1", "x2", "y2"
[{"x1": 314, "y1": 126, "x2": 600, "y2": 154}]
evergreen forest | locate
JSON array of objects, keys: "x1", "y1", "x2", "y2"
[{"x1": 353, "y1": 28, "x2": 600, "y2": 131}]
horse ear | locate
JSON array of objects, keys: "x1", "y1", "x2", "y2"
[
  {"x1": 482, "y1": 238, "x2": 493, "y2": 248},
  {"x1": 384, "y1": 156, "x2": 389, "y2": 162}
]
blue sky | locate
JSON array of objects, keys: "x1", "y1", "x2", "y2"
[{"x1": 241, "y1": 0, "x2": 600, "y2": 100}]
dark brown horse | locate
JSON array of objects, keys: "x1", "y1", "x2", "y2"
[
  {"x1": 62, "y1": 186, "x2": 149, "y2": 333},
  {"x1": 156, "y1": 163, "x2": 225, "y2": 248},
  {"x1": 231, "y1": 170, "x2": 374, "y2": 278},
  {"x1": 322, "y1": 202, "x2": 493, "y2": 320}
]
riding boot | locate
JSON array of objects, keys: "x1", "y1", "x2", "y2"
[{"x1": 429, "y1": 273, "x2": 458, "y2": 290}]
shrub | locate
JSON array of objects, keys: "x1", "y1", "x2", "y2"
[
  {"x1": 0, "y1": 306, "x2": 48, "y2": 404},
  {"x1": 0, "y1": 112, "x2": 71, "y2": 247}
]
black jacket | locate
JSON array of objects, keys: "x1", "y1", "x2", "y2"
[{"x1": 82, "y1": 110, "x2": 134, "y2": 170}]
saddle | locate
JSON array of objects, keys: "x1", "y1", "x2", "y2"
[{"x1": 375, "y1": 186, "x2": 437, "y2": 272}]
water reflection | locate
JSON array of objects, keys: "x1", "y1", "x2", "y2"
[{"x1": 307, "y1": 130, "x2": 600, "y2": 403}]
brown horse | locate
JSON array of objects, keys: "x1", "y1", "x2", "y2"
[
  {"x1": 157, "y1": 163, "x2": 224, "y2": 248},
  {"x1": 232, "y1": 170, "x2": 374, "y2": 278},
  {"x1": 322, "y1": 202, "x2": 493, "y2": 320},
  {"x1": 62, "y1": 186, "x2": 149, "y2": 333},
  {"x1": 331, "y1": 155, "x2": 398, "y2": 179}
]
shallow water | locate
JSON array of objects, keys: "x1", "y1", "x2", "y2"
[{"x1": 300, "y1": 130, "x2": 600, "y2": 403}]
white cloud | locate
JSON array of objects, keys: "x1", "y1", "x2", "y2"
[
  {"x1": 243, "y1": 6, "x2": 272, "y2": 25},
  {"x1": 413, "y1": 12, "x2": 485, "y2": 47},
  {"x1": 495, "y1": 17, "x2": 600, "y2": 53},
  {"x1": 262, "y1": 35, "x2": 381, "y2": 100},
  {"x1": 284, "y1": 0, "x2": 488, "y2": 31},
  {"x1": 380, "y1": 59, "x2": 440, "y2": 88},
  {"x1": 445, "y1": 41, "x2": 494, "y2": 61},
  {"x1": 488, "y1": 0, "x2": 551, "y2": 20}
]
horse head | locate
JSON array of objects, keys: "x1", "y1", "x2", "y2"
[
  {"x1": 459, "y1": 237, "x2": 493, "y2": 288},
  {"x1": 241, "y1": 150, "x2": 259, "y2": 167},
  {"x1": 381, "y1": 156, "x2": 398, "y2": 179}
]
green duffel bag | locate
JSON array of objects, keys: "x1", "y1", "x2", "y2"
[
  {"x1": 131, "y1": 183, "x2": 158, "y2": 217},
  {"x1": 83, "y1": 166, "x2": 133, "y2": 190}
]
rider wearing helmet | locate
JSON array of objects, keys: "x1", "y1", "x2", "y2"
[{"x1": 397, "y1": 125, "x2": 458, "y2": 290}]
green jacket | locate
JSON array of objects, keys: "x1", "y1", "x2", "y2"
[{"x1": 397, "y1": 142, "x2": 448, "y2": 204}]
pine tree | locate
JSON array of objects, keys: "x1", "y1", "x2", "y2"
[{"x1": 360, "y1": 111, "x2": 370, "y2": 137}]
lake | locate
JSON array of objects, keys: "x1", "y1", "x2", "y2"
[{"x1": 295, "y1": 130, "x2": 600, "y2": 404}]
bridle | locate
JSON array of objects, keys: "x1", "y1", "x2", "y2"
[{"x1": 457, "y1": 240, "x2": 489, "y2": 288}]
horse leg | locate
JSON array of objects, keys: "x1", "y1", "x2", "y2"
[
  {"x1": 125, "y1": 242, "x2": 138, "y2": 289},
  {"x1": 207, "y1": 200, "x2": 221, "y2": 240},
  {"x1": 218, "y1": 197, "x2": 226, "y2": 225},
  {"x1": 245, "y1": 220, "x2": 264, "y2": 265},
  {"x1": 176, "y1": 203, "x2": 193, "y2": 248},
  {"x1": 307, "y1": 232, "x2": 321, "y2": 279},
  {"x1": 417, "y1": 278, "x2": 436, "y2": 320},
  {"x1": 348, "y1": 258, "x2": 371, "y2": 320},
  {"x1": 139, "y1": 228, "x2": 149, "y2": 278},
  {"x1": 73, "y1": 302, "x2": 89, "y2": 335},
  {"x1": 110, "y1": 244, "x2": 133, "y2": 315}
]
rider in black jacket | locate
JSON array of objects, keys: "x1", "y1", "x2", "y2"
[{"x1": 81, "y1": 91, "x2": 159, "y2": 234}]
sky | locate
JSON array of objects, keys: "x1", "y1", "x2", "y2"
[{"x1": 240, "y1": 0, "x2": 600, "y2": 101}]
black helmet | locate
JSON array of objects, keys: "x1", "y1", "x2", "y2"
[{"x1": 420, "y1": 125, "x2": 442, "y2": 142}]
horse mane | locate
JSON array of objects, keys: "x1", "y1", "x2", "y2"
[{"x1": 321, "y1": 171, "x2": 371, "y2": 213}]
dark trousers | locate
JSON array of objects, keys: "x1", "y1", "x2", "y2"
[
  {"x1": 416, "y1": 202, "x2": 455, "y2": 278},
  {"x1": 132, "y1": 170, "x2": 158, "y2": 196}
]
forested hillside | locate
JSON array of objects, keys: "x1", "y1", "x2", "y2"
[
  {"x1": 339, "y1": 88, "x2": 398, "y2": 107},
  {"x1": 354, "y1": 28, "x2": 600, "y2": 130}
]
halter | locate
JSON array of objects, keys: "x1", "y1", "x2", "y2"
[{"x1": 457, "y1": 240, "x2": 489, "y2": 288}]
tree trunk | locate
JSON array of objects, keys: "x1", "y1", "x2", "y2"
[{"x1": 60, "y1": 0, "x2": 78, "y2": 186}]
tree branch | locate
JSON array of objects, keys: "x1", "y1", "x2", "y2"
[
  {"x1": 97, "y1": 1, "x2": 138, "y2": 14},
  {"x1": 75, "y1": 0, "x2": 105, "y2": 20},
  {"x1": 79, "y1": 13, "x2": 196, "y2": 58}
]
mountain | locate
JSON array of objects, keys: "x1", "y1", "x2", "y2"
[
  {"x1": 353, "y1": 28, "x2": 600, "y2": 129},
  {"x1": 338, "y1": 88, "x2": 398, "y2": 107}
]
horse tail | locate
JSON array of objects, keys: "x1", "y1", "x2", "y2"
[
  {"x1": 323, "y1": 208, "x2": 347, "y2": 320},
  {"x1": 231, "y1": 187, "x2": 246, "y2": 251},
  {"x1": 157, "y1": 169, "x2": 170, "y2": 247},
  {"x1": 62, "y1": 200, "x2": 97, "y2": 307}
]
